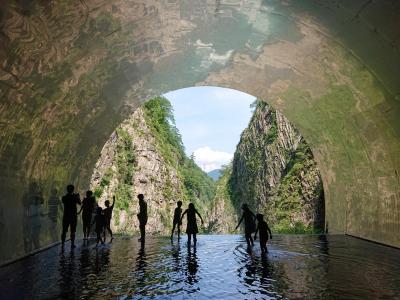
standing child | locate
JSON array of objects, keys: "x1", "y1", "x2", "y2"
[
  {"x1": 103, "y1": 196, "x2": 115, "y2": 242},
  {"x1": 180, "y1": 203, "x2": 204, "y2": 246},
  {"x1": 235, "y1": 203, "x2": 256, "y2": 248},
  {"x1": 92, "y1": 207, "x2": 105, "y2": 246},
  {"x1": 171, "y1": 201, "x2": 183, "y2": 240},
  {"x1": 254, "y1": 214, "x2": 272, "y2": 253}
]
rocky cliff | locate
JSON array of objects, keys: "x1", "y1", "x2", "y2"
[
  {"x1": 206, "y1": 166, "x2": 237, "y2": 233},
  {"x1": 220, "y1": 100, "x2": 324, "y2": 233},
  {"x1": 92, "y1": 97, "x2": 324, "y2": 235},
  {"x1": 91, "y1": 97, "x2": 215, "y2": 234}
]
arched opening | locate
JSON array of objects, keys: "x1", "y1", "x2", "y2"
[
  {"x1": 1, "y1": 0, "x2": 400, "y2": 297},
  {"x1": 89, "y1": 86, "x2": 325, "y2": 237}
]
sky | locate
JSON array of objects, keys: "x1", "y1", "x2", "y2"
[{"x1": 163, "y1": 86, "x2": 255, "y2": 172}]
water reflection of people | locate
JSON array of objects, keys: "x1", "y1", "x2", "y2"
[
  {"x1": 172, "y1": 243, "x2": 181, "y2": 272},
  {"x1": 22, "y1": 182, "x2": 45, "y2": 252},
  {"x1": 94, "y1": 246, "x2": 111, "y2": 274},
  {"x1": 135, "y1": 245, "x2": 147, "y2": 288},
  {"x1": 186, "y1": 247, "x2": 199, "y2": 285},
  {"x1": 58, "y1": 250, "x2": 77, "y2": 299}
]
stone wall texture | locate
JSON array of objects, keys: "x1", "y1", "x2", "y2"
[{"x1": 1, "y1": 0, "x2": 400, "y2": 264}]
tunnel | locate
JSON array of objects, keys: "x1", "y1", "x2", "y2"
[{"x1": 0, "y1": 0, "x2": 400, "y2": 269}]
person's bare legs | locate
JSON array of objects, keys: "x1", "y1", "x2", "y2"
[
  {"x1": 193, "y1": 233, "x2": 197, "y2": 246},
  {"x1": 171, "y1": 223, "x2": 176, "y2": 240},
  {"x1": 187, "y1": 233, "x2": 192, "y2": 246},
  {"x1": 250, "y1": 235, "x2": 254, "y2": 246},
  {"x1": 245, "y1": 234, "x2": 251, "y2": 248},
  {"x1": 177, "y1": 225, "x2": 181, "y2": 240},
  {"x1": 139, "y1": 224, "x2": 146, "y2": 245},
  {"x1": 106, "y1": 224, "x2": 113, "y2": 242}
]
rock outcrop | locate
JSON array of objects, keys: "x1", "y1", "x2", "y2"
[
  {"x1": 224, "y1": 100, "x2": 324, "y2": 233},
  {"x1": 91, "y1": 97, "x2": 215, "y2": 234}
]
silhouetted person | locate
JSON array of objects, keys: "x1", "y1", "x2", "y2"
[
  {"x1": 61, "y1": 184, "x2": 81, "y2": 249},
  {"x1": 171, "y1": 200, "x2": 183, "y2": 240},
  {"x1": 137, "y1": 194, "x2": 147, "y2": 244},
  {"x1": 180, "y1": 203, "x2": 204, "y2": 246},
  {"x1": 103, "y1": 196, "x2": 115, "y2": 242},
  {"x1": 235, "y1": 203, "x2": 256, "y2": 248},
  {"x1": 254, "y1": 213, "x2": 272, "y2": 253},
  {"x1": 78, "y1": 190, "x2": 96, "y2": 240},
  {"x1": 92, "y1": 207, "x2": 105, "y2": 246}
]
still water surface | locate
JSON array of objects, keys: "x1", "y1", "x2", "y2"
[{"x1": 1, "y1": 235, "x2": 400, "y2": 299}]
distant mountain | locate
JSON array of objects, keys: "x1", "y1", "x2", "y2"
[{"x1": 208, "y1": 169, "x2": 222, "y2": 181}]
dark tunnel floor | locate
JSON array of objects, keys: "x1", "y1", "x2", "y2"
[{"x1": 1, "y1": 235, "x2": 400, "y2": 299}]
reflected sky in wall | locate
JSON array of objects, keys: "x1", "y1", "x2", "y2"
[{"x1": 164, "y1": 87, "x2": 255, "y2": 172}]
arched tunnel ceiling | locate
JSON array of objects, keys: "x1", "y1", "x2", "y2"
[{"x1": 0, "y1": 0, "x2": 400, "y2": 263}]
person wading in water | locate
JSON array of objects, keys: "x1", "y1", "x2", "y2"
[
  {"x1": 254, "y1": 213, "x2": 272, "y2": 253},
  {"x1": 78, "y1": 190, "x2": 96, "y2": 241},
  {"x1": 180, "y1": 203, "x2": 204, "y2": 246},
  {"x1": 61, "y1": 184, "x2": 81, "y2": 249},
  {"x1": 137, "y1": 194, "x2": 148, "y2": 245},
  {"x1": 235, "y1": 203, "x2": 256, "y2": 249},
  {"x1": 103, "y1": 196, "x2": 115, "y2": 243},
  {"x1": 171, "y1": 200, "x2": 183, "y2": 241}
]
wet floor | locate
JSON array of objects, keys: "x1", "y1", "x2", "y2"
[{"x1": 1, "y1": 234, "x2": 400, "y2": 299}]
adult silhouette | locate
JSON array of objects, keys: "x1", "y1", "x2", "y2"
[
  {"x1": 137, "y1": 194, "x2": 147, "y2": 244},
  {"x1": 180, "y1": 203, "x2": 204, "y2": 246},
  {"x1": 61, "y1": 184, "x2": 81, "y2": 249},
  {"x1": 235, "y1": 203, "x2": 256, "y2": 248}
]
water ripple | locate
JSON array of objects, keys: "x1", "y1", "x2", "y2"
[{"x1": 1, "y1": 234, "x2": 400, "y2": 299}]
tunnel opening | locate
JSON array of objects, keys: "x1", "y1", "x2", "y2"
[
  {"x1": 1, "y1": 0, "x2": 400, "y2": 297},
  {"x1": 90, "y1": 86, "x2": 326, "y2": 237}
]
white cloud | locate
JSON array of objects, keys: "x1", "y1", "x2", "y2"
[{"x1": 193, "y1": 146, "x2": 233, "y2": 172}]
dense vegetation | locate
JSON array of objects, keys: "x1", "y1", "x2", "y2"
[
  {"x1": 266, "y1": 139, "x2": 325, "y2": 233},
  {"x1": 142, "y1": 97, "x2": 216, "y2": 215},
  {"x1": 222, "y1": 100, "x2": 325, "y2": 234},
  {"x1": 93, "y1": 96, "x2": 323, "y2": 234}
]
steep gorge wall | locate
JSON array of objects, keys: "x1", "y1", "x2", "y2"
[
  {"x1": 227, "y1": 101, "x2": 324, "y2": 233},
  {"x1": 91, "y1": 97, "x2": 215, "y2": 234},
  {"x1": 91, "y1": 109, "x2": 180, "y2": 234},
  {"x1": 1, "y1": 0, "x2": 400, "y2": 263}
]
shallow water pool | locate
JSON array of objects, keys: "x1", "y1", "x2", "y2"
[{"x1": 1, "y1": 234, "x2": 400, "y2": 299}]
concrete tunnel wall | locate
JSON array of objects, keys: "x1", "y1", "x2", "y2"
[{"x1": 0, "y1": 0, "x2": 400, "y2": 264}]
